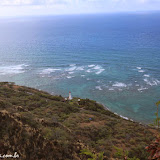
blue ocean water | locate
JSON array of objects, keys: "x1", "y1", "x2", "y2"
[{"x1": 0, "y1": 13, "x2": 160, "y2": 123}]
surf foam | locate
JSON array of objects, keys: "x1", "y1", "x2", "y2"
[
  {"x1": 88, "y1": 64, "x2": 95, "y2": 68},
  {"x1": 95, "y1": 86, "x2": 103, "y2": 90},
  {"x1": 41, "y1": 68, "x2": 61, "y2": 74},
  {"x1": 95, "y1": 69, "x2": 105, "y2": 75},
  {"x1": 136, "y1": 67, "x2": 142, "y2": 70},
  {"x1": 138, "y1": 70, "x2": 145, "y2": 73},
  {"x1": 143, "y1": 74, "x2": 150, "y2": 77},
  {"x1": 144, "y1": 78, "x2": 160, "y2": 86},
  {"x1": 66, "y1": 66, "x2": 77, "y2": 72},
  {"x1": 0, "y1": 64, "x2": 27, "y2": 75},
  {"x1": 112, "y1": 82, "x2": 127, "y2": 88}
]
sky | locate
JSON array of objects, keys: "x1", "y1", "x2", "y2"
[{"x1": 0, "y1": 0, "x2": 160, "y2": 17}]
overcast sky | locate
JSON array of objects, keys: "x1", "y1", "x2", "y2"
[{"x1": 0, "y1": 0, "x2": 160, "y2": 17}]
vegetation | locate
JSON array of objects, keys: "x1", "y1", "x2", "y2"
[
  {"x1": 80, "y1": 149, "x2": 104, "y2": 160},
  {"x1": 146, "y1": 137, "x2": 160, "y2": 160},
  {"x1": 0, "y1": 82, "x2": 159, "y2": 160},
  {"x1": 154, "y1": 101, "x2": 160, "y2": 128},
  {"x1": 145, "y1": 101, "x2": 160, "y2": 160}
]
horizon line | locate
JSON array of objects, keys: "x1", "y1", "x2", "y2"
[{"x1": 0, "y1": 10, "x2": 160, "y2": 19}]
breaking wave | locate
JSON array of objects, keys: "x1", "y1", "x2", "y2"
[
  {"x1": 41, "y1": 68, "x2": 61, "y2": 74},
  {"x1": 0, "y1": 64, "x2": 28, "y2": 75},
  {"x1": 95, "y1": 86, "x2": 103, "y2": 90},
  {"x1": 112, "y1": 82, "x2": 127, "y2": 88}
]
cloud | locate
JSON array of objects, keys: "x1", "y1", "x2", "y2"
[
  {"x1": 0, "y1": 0, "x2": 33, "y2": 5},
  {"x1": 0, "y1": 0, "x2": 159, "y2": 6},
  {"x1": 0, "y1": 0, "x2": 159, "y2": 17},
  {"x1": 0, "y1": 0, "x2": 71, "y2": 6}
]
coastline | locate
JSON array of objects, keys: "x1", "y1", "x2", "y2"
[
  {"x1": 98, "y1": 101, "x2": 133, "y2": 121},
  {"x1": 97, "y1": 101, "x2": 151, "y2": 126}
]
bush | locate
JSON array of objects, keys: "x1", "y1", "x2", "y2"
[
  {"x1": 0, "y1": 101, "x2": 6, "y2": 108},
  {"x1": 128, "y1": 145, "x2": 149, "y2": 160}
]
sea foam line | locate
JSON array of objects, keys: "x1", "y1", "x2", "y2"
[
  {"x1": 41, "y1": 68, "x2": 61, "y2": 74},
  {"x1": 138, "y1": 70, "x2": 145, "y2": 73},
  {"x1": 136, "y1": 67, "x2": 142, "y2": 70},
  {"x1": 112, "y1": 82, "x2": 127, "y2": 88},
  {"x1": 0, "y1": 64, "x2": 28, "y2": 75},
  {"x1": 95, "y1": 86, "x2": 103, "y2": 91},
  {"x1": 144, "y1": 78, "x2": 160, "y2": 86},
  {"x1": 96, "y1": 102, "x2": 134, "y2": 122},
  {"x1": 88, "y1": 64, "x2": 96, "y2": 68}
]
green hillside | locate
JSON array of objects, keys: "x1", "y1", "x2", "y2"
[{"x1": 0, "y1": 82, "x2": 158, "y2": 160}]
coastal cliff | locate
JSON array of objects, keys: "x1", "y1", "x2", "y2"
[{"x1": 0, "y1": 82, "x2": 158, "y2": 160}]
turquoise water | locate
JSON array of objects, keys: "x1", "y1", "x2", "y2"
[{"x1": 0, "y1": 13, "x2": 160, "y2": 123}]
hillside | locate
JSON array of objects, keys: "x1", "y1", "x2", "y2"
[{"x1": 0, "y1": 82, "x2": 158, "y2": 160}]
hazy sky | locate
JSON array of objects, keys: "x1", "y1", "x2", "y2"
[{"x1": 0, "y1": 0, "x2": 160, "y2": 17}]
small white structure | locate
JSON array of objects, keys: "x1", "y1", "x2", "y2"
[{"x1": 68, "y1": 91, "x2": 72, "y2": 100}]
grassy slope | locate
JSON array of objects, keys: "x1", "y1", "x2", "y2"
[{"x1": 0, "y1": 82, "x2": 158, "y2": 160}]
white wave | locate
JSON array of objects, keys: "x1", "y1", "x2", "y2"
[
  {"x1": 0, "y1": 64, "x2": 27, "y2": 75},
  {"x1": 93, "y1": 65, "x2": 101, "y2": 70},
  {"x1": 114, "y1": 112, "x2": 129, "y2": 120},
  {"x1": 148, "y1": 79, "x2": 159, "y2": 86},
  {"x1": 68, "y1": 72, "x2": 74, "y2": 74},
  {"x1": 143, "y1": 74, "x2": 150, "y2": 77},
  {"x1": 144, "y1": 78, "x2": 160, "y2": 86},
  {"x1": 66, "y1": 76, "x2": 74, "y2": 79},
  {"x1": 155, "y1": 79, "x2": 160, "y2": 84},
  {"x1": 135, "y1": 84, "x2": 140, "y2": 86},
  {"x1": 22, "y1": 64, "x2": 29, "y2": 67},
  {"x1": 70, "y1": 64, "x2": 76, "y2": 67},
  {"x1": 76, "y1": 66, "x2": 84, "y2": 71},
  {"x1": 96, "y1": 69, "x2": 105, "y2": 75},
  {"x1": 66, "y1": 66, "x2": 77, "y2": 72},
  {"x1": 112, "y1": 82, "x2": 127, "y2": 88},
  {"x1": 138, "y1": 87, "x2": 148, "y2": 92},
  {"x1": 41, "y1": 68, "x2": 61, "y2": 74},
  {"x1": 143, "y1": 78, "x2": 149, "y2": 83},
  {"x1": 138, "y1": 70, "x2": 145, "y2": 73},
  {"x1": 95, "y1": 86, "x2": 103, "y2": 90},
  {"x1": 81, "y1": 75, "x2": 85, "y2": 77},
  {"x1": 137, "y1": 67, "x2": 142, "y2": 70},
  {"x1": 86, "y1": 69, "x2": 91, "y2": 73},
  {"x1": 89, "y1": 65, "x2": 105, "y2": 75},
  {"x1": 119, "y1": 115, "x2": 129, "y2": 120},
  {"x1": 88, "y1": 64, "x2": 95, "y2": 68}
]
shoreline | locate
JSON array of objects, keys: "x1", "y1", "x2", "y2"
[
  {"x1": 97, "y1": 101, "x2": 133, "y2": 121},
  {"x1": 97, "y1": 101, "x2": 151, "y2": 126}
]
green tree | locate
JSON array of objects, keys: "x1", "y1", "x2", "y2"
[{"x1": 80, "y1": 149, "x2": 104, "y2": 160}]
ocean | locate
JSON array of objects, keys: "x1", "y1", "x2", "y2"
[{"x1": 0, "y1": 13, "x2": 160, "y2": 123}]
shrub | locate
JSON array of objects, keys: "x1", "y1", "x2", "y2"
[
  {"x1": 128, "y1": 145, "x2": 149, "y2": 160},
  {"x1": 0, "y1": 101, "x2": 6, "y2": 108}
]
